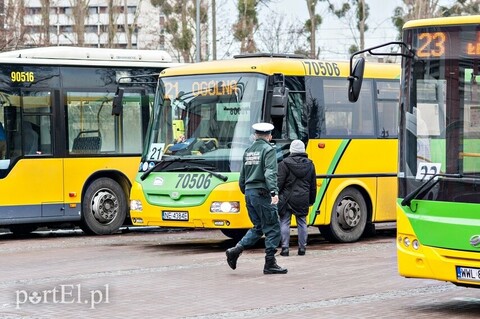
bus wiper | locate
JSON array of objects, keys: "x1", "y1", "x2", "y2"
[
  {"x1": 167, "y1": 165, "x2": 228, "y2": 182},
  {"x1": 140, "y1": 157, "x2": 204, "y2": 181},
  {"x1": 401, "y1": 173, "x2": 461, "y2": 207}
]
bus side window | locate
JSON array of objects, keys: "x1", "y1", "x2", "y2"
[
  {"x1": 282, "y1": 76, "x2": 306, "y2": 140},
  {"x1": 21, "y1": 121, "x2": 39, "y2": 154},
  {"x1": 67, "y1": 91, "x2": 107, "y2": 154},
  {"x1": 376, "y1": 80, "x2": 400, "y2": 138},
  {"x1": 19, "y1": 92, "x2": 52, "y2": 156},
  {"x1": 323, "y1": 78, "x2": 374, "y2": 137}
]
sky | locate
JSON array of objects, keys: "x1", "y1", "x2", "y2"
[
  {"x1": 217, "y1": 0, "x2": 451, "y2": 60},
  {"x1": 259, "y1": 0, "x2": 401, "y2": 60}
]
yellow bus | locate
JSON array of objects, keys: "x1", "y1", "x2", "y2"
[
  {"x1": 349, "y1": 16, "x2": 480, "y2": 287},
  {"x1": 0, "y1": 46, "x2": 180, "y2": 235},
  {"x1": 130, "y1": 54, "x2": 400, "y2": 242}
]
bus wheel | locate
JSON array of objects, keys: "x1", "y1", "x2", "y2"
[
  {"x1": 321, "y1": 188, "x2": 367, "y2": 243},
  {"x1": 220, "y1": 229, "x2": 248, "y2": 241},
  {"x1": 81, "y1": 178, "x2": 127, "y2": 235},
  {"x1": 9, "y1": 224, "x2": 37, "y2": 235}
]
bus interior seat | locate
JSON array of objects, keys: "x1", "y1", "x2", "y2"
[
  {"x1": 72, "y1": 130, "x2": 101, "y2": 153},
  {"x1": 200, "y1": 138, "x2": 218, "y2": 150}
]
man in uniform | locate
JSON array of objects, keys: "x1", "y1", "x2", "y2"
[{"x1": 225, "y1": 122, "x2": 287, "y2": 275}]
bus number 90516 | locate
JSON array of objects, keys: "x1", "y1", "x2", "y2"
[{"x1": 11, "y1": 71, "x2": 35, "y2": 82}]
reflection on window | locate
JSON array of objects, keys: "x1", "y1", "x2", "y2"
[
  {"x1": 68, "y1": 92, "x2": 107, "y2": 154},
  {"x1": 377, "y1": 81, "x2": 400, "y2": 138},
  {"x1": 67, "y1": 91, "x2": 144, "y2": 155},
  {"x1": 324, "y1": 79, "x2": 374, "y2": 137},
  {"x1": 0, "y1": 91, "x2": 52, "y2": 163},
  {"x1": 157, "y1": 74, "x2": 264, "y2": 156}
]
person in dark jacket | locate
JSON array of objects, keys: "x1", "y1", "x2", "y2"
[
  {"x1": 277, "y1": 139, "x2": 317, "y2": 256},
  {"x1": 225, "y1": 122, "x2": 287, "y2": 275}
]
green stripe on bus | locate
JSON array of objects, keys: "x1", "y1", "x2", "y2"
[
  {"x1": 399, "y1": 198, "x2": 480, "y2": 252},
  {"x1": 309, "y1": 139, "x2": 350, "y2": 225}
]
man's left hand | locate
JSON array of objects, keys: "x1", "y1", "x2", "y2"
[{"x1": 271, "y1": 194, "x2": 279, "y2": 205}]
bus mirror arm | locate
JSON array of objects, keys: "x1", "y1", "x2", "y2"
[
  {"x1": 348, "y1": 42, "x2": 415, "y2": 103},
  {"x1": 112, "y1": 73, "x2": 160, "y2": 115}
]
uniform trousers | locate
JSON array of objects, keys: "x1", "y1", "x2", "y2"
[{"x1": 239, "y1": 188, "x2": 281, "y2": 257}]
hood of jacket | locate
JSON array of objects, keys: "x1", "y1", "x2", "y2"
[{"x1": 283, "y1": 153, "x2": 312, "y2": 178}]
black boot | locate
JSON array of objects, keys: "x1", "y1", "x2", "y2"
[
  {"x1": 226, "y1": 244, "x2": 243, "y2": 270},
  {"x1": 263, "y1": 256, "x2": 288, "y2": 274}
]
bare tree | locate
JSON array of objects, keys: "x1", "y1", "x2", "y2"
[
  {"x1": 150, "y1": 0, "x2": 208, "y2": 62},
  {"x1": 2, "y1": 0, "x2": 27, "y2": 50},
  {"x1": 326, "y1": 0, "x2": 369, "y2": 54},
  {"x1": 0, "y1": 0, "x2": 4, "y2": 48},
  {"x1": 392, "y1": 0, "x2": 440, "y2": 39},
  {"x1": 123, "y1": 0, "x2": 142, "y2": 48},
  {"x1": 257, "y1": 11, "x2": 308, "y2": 55},
  {"x1": 233, "y1": 0, "x2": 271, "y2": 53},
  {"x1": 71, "y1": 0, "x2": 90, "y2": 46},
  {"x1": 305, "y1": 0, "x2": 323, "y2": 58},
  {"x1": 440, "y1": 0, "x2": 480, "y2": 16},
  {"x1": 392, "y1": 1, "x2": 480, "y2": 41},
  {"x1": 211, "y1": 0, "x2": 234, "y2": 59},
  {"x1": 233, "y1": 0, "x2": 257, "y2": 53},
  {"x1": 39, "y1": 0, "x2": 51, "y2": 46},
  {"x1": 107, "y1": 0, "x2": 121, "y2": 47}
]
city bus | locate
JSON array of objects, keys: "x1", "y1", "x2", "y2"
[
  {"x1": 348, "y1": 16, "x2": 480, "y2": 287},
  {"x1": 129, "y1": 53, "x2": 400, "y2": 243},
  {"x1": 0, "y1": 46, "x2": 180, "y2": 235}
]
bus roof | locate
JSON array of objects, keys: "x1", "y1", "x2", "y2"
[
  {"x1": 159, "y1": 56, "x2": 400, "y2": 79},
  {"x1": 0, "y1": 46, "x2": 174, "y2": 63},
  {"x1": 403, "y1": 15, "x2": 480, "y2": 29}
]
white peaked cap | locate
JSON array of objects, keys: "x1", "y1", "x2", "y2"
[{"x1": 252, "y1": 122, "x2": 274, "y2": 134}]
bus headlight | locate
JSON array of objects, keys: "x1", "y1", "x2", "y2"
[
  {"x1": 130, "y1": 200, "x2": 143, "y2": 212},
  {"x1": 412, "y1": 239, "x2": 420, "y2": 250},
  {"x1": 210, "y1": 201, "x2": 240, "y2": 213}
]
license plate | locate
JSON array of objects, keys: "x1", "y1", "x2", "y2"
[
  {"x1": 162, "y1": 211, "x2": 189, "y2": 221},
  {"x1": 456, "y1": 266, "x2": 480, "y2": 282}
]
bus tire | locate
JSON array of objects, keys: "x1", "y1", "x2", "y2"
[
  {"x1": 220, "y1": 229, "x2": 248, "y2": 241},
  {"x1": 321, "y1": 188, "x2": 367, "y2": 243},
  {"x1": 80, "y1": 177, "x2": 127, "y2": 235}
]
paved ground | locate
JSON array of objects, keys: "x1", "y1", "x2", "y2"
[{"x1": 0, "y1": 226, "x2": 479, "y2": 319}]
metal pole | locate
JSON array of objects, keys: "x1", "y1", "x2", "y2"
[
  {"x1": 196, "y1": 0, "x2": 200, "y2": 62},
  {"x1": 212, "y1": 0, "x2": 216, "y2": 60}
]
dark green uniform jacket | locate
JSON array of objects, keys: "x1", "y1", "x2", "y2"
[{"x1": 239, "y1": 138, "x2": 278, "y2": 195}]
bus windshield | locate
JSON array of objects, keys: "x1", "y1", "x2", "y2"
[
  {"x1": 144, "y1": 73, "x2": 265, "y2": 172},
  {"x1": 401, "y1": 26, "x2": 480, "y2": 202}
]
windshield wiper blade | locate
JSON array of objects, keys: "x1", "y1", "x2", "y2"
[
  {"x1": 401, "y1": 173, "x2": 461, "y2": 207},
  {"x1": 140, "y1": 157, "x2": 204, "y2": 181}
]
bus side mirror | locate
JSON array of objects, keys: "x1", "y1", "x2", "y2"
[
  {"x1": 271, "y1": 73, "x2": 288, "y2": 117},
  {"x1": 271, "y1": 86, "x2": 289, "y2": 117},
  {"x1": 112, "y1": 88, "x2": 124, "y2": 116},
  {"x1": 348, "y1": 57, "x2": 365, "y2": 103}
]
